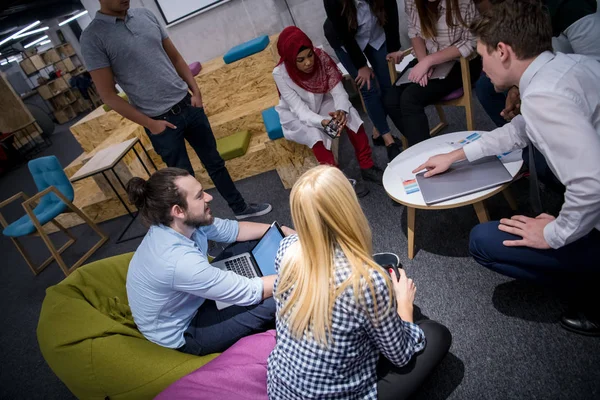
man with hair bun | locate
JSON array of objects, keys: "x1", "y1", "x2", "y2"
[
  {"x1": 125, "y1": 168, "x2": 295, "y2": 355},
  {"x1": 414, "y1": 0, "x2": 600, "y2": 336}
]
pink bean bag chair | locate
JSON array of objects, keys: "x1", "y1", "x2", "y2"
[
  {"x1": 189, "y1": 62, "x2": 202, "y2": 76},
  {"x1": 155, "y1": 330, "x2": 276, "y2": 400}
]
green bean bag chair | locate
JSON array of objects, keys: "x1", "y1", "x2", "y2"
[{"x1": 37, "y1": 252, "x2": 219, "y2": 400}]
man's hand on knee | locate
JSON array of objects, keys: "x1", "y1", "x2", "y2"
[{"x1": 498, "y1": 213, "x2": 554, "y2": 249}]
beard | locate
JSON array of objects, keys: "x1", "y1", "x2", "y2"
[{"x1": 183, "y1": 210, "x2": 214, "y2": 229}]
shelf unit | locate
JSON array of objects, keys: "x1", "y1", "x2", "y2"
[{"x1": 18, "y1": 43, "x2": 91, "y2": 124}]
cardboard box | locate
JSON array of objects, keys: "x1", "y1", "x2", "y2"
[
  {"x1": 41, "y1": 49, "x2": 61, "y2": 65},
  {"x1": 63, "y1": 57, "x2": 76, "y2": 71},
  {"x1": 54, "y1": 59, "x2": 75, "y2": 74},
  {"x1": 30, "y1": 54, "x2": 46, "y2": 70},
  {"x1": 37, "y1": 84, "x2": 53, "y2": 100},
  {"x1": 20, "y1": 58, "x2": 37, "y2": 75},
  {"x1": 57, "y1": 43, "x2": 75, "y2": 58}
]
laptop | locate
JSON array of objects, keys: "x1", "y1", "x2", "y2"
[
  {"x1": 395, "y1": 60, "x2": 456, "y2": 86},
  {"x1": 213, "y1": 222, "x2": 285, "y2": 309},
  {"x1": 416, "y1": 156, "x2": 513, "y2": 205}
]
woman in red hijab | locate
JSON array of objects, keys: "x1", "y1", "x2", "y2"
[{"x1": 273, "y1": 26, "x2": 383, "y2": 195}]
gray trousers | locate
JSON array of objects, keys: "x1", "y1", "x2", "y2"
[{"x1": 553, "y1": 12, "x2": 600, "y2": 60}]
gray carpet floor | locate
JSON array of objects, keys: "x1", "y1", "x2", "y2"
[{"x1": 1, "y1": 99, "x2": 599, "y2": 400}]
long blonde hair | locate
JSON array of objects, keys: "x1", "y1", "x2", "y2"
[{"x1": 276, "y1": 166, "x2": 393, "y2": 346}]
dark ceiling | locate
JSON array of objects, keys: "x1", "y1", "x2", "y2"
[{"x1": 0, "y1": 0, "x2": 84, "y2": 55}]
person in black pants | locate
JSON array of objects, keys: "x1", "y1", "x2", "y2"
[
  {"x1": 384, "y1": 0, "x2": 482, "y2": 147},
  {"x1": 267, "y1": 166, "x2": 451, "y2": 400},
  {"x1": 81, "y1": 1, "x2": 271, "y2": 220},
  {"x1": 323, "y1": 0, "x2": 405, "y2": 161}
]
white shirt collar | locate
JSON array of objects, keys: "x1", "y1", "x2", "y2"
[{"x1": 519, "y1": 51, "x2": 555, "y2": 93}]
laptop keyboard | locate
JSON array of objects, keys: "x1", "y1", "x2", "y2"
[{"x1": 225, "y1": 257, "x2": 256, "y2": 277}]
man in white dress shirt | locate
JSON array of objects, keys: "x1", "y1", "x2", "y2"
[{"x1": 414, "y1": 0, "x2": 600, "y2": 336}]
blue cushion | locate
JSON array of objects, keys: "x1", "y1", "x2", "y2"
[
  {"x1": 2, "y1": 156, "x2": 74, "y2": 238},
  {"x1": 3, "y1": 201, "x2": 68, "y2": 237},
  {"x1": 223, "y1": 35, "x2": 270, "y2": 64},
  {"x1": 262, "y1": 107, "x2": 284, "y2": 140}
]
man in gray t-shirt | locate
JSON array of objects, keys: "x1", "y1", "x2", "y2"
[{"x1": 81, "y1": 1, "x2": 271, "y2": 220}]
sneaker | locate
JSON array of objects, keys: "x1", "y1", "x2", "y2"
[
  {"x1": 361, "y1": 166, "x2": 384, "y2": 185},
  {"x1": 235, "y1": 203, "x2": 273, "y2": 220},
  {"x1": 386, "y1": 142, "x2": 402, "y2": 162}
]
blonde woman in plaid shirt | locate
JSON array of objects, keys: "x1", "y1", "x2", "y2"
[
  {"x1": 267, "y1": 166, "x2": 451, "y2": 400},
  {"x1": 384, "y1": 0, "x2": 483, "y2": 147}
]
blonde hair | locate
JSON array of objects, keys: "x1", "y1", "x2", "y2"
[{"x1": 276, "y1": 166, "x2": 393, "y2": 346}]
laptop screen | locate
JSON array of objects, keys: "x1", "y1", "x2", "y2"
[{"x1": 251, "y1": 223, "x2": 285, "y2": 276}]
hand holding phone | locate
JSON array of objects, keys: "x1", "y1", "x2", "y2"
[
  {"x1": 385, "y1": 263, "x2": 402, "y2": 282},
  {"x1": 373, "y1": 252, "x2": 402, "y2": 281},
  {"x1": 323, "y1": 119, "x2": 339, "y2": 139}
]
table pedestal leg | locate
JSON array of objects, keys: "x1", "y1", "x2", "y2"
[
  {"x1": 473, "y1": 201, "x2": 490, "y2": 223},
  {"x1": 502, "y1": 187, "x2": 518, "y2": 211},
  {"x1": 407, "y1": 206, "x2": 416, "y2": 259}
]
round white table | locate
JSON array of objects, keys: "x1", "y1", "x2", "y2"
[{"x1": 383, "y1": 130, "x2": 523, "y2": 259}]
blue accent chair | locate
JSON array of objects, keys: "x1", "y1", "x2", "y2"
[
  {"x1": 0, "y1": 156, "x2": 108, "y2": 276},
  {"x1": 261, "y1": 107, "x2": 284, "y2": 140},
  {"x1": 223, "y1": 35, "x2": 270, "y2": 64}
]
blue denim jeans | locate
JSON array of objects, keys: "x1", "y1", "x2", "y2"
[
  {"x1": 145, "y1": 100, "x2": 246, "y2": 213},
  {"x1": 335, "y1": 43, "x2": 391, "y2": 135},
  {"x1": 178, "y1": 240, "x2": 276, "y2": 356}
]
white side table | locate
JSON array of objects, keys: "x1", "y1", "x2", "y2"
[{"x1": 383, "y1": 130, "x2": 523, "y2": 259}]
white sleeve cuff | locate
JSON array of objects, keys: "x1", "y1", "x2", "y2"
[
  {"x1": 543, "y1": 221, "x2": 563, "y2": 249},
  {"x1": 251, "y1": 277, "x2": 264, "y2": 304},
  {"x1": 463, "y1": 141, "x2": 485, "y2": 162}
]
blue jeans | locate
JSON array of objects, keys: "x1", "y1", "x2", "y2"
[
  {"x1": 469, "y1": 222, "x2": 600, "y2": 295},
  {"x1": 145, "y1": 99, "x2": 246, "y2": 213},
  {"x1": 178, "y1": 240, "x2": 276, "y2": 356},
  {"x1": 335, "y1": 43, "x2": 391, "y2": 135}
]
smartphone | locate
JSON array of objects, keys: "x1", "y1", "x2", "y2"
[
  {"x1": 384, "y1": 263, "x2": 402, "y2": 282},
  {"x1": 323, "y1": 119, "x2": 339, "y2": 139}
]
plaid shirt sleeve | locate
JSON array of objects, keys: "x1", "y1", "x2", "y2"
[
  {"x1": 405, "y1": 0, "x2": 420, "y2": 39},
  {"x1": 453, "y1": 0, "x2": 479, "y2": 58},
  {"x1": 274, "y1": 234, "x2": 299, "y2": 275},
  {"x1": 361, "y1": 270, "x2": 426, "y2": 367}
]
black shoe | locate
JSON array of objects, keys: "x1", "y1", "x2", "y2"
[
  {"x1": 361, "y1": 166, "x2": 384, "y2": 185},
  {"x1": 560, "y1": 309, "x2": 600, "y2": 336},
  {"x1": 373, "y1": 135, "x2": 403, "y2": 147},
  {"x1": 349, "y1": 178, "x2": 369, "y2": 197},
  {"x1": 372, "y1": 135, "x2": 385, "y2": 146},
  {"x1": 235, "y1": 203, "x2": 273, "y2": 220},
  {"x1": 386, "y1": 142, "x2": 402, "y2": 162}
]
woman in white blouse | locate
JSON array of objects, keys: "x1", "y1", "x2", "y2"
[
  {"x1": 384, "y1": 0, "x2": 482, "y2": 147},
  {"x1": 267, "y1": 165, "x2": 451, "y2": 400},
  {"x1": 273, "y1": 26, "x2": 384, "y2": 193}
]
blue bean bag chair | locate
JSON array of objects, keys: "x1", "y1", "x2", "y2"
[{"x1": 223, "y1": 35, "x2": 270, "y2": 64}]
